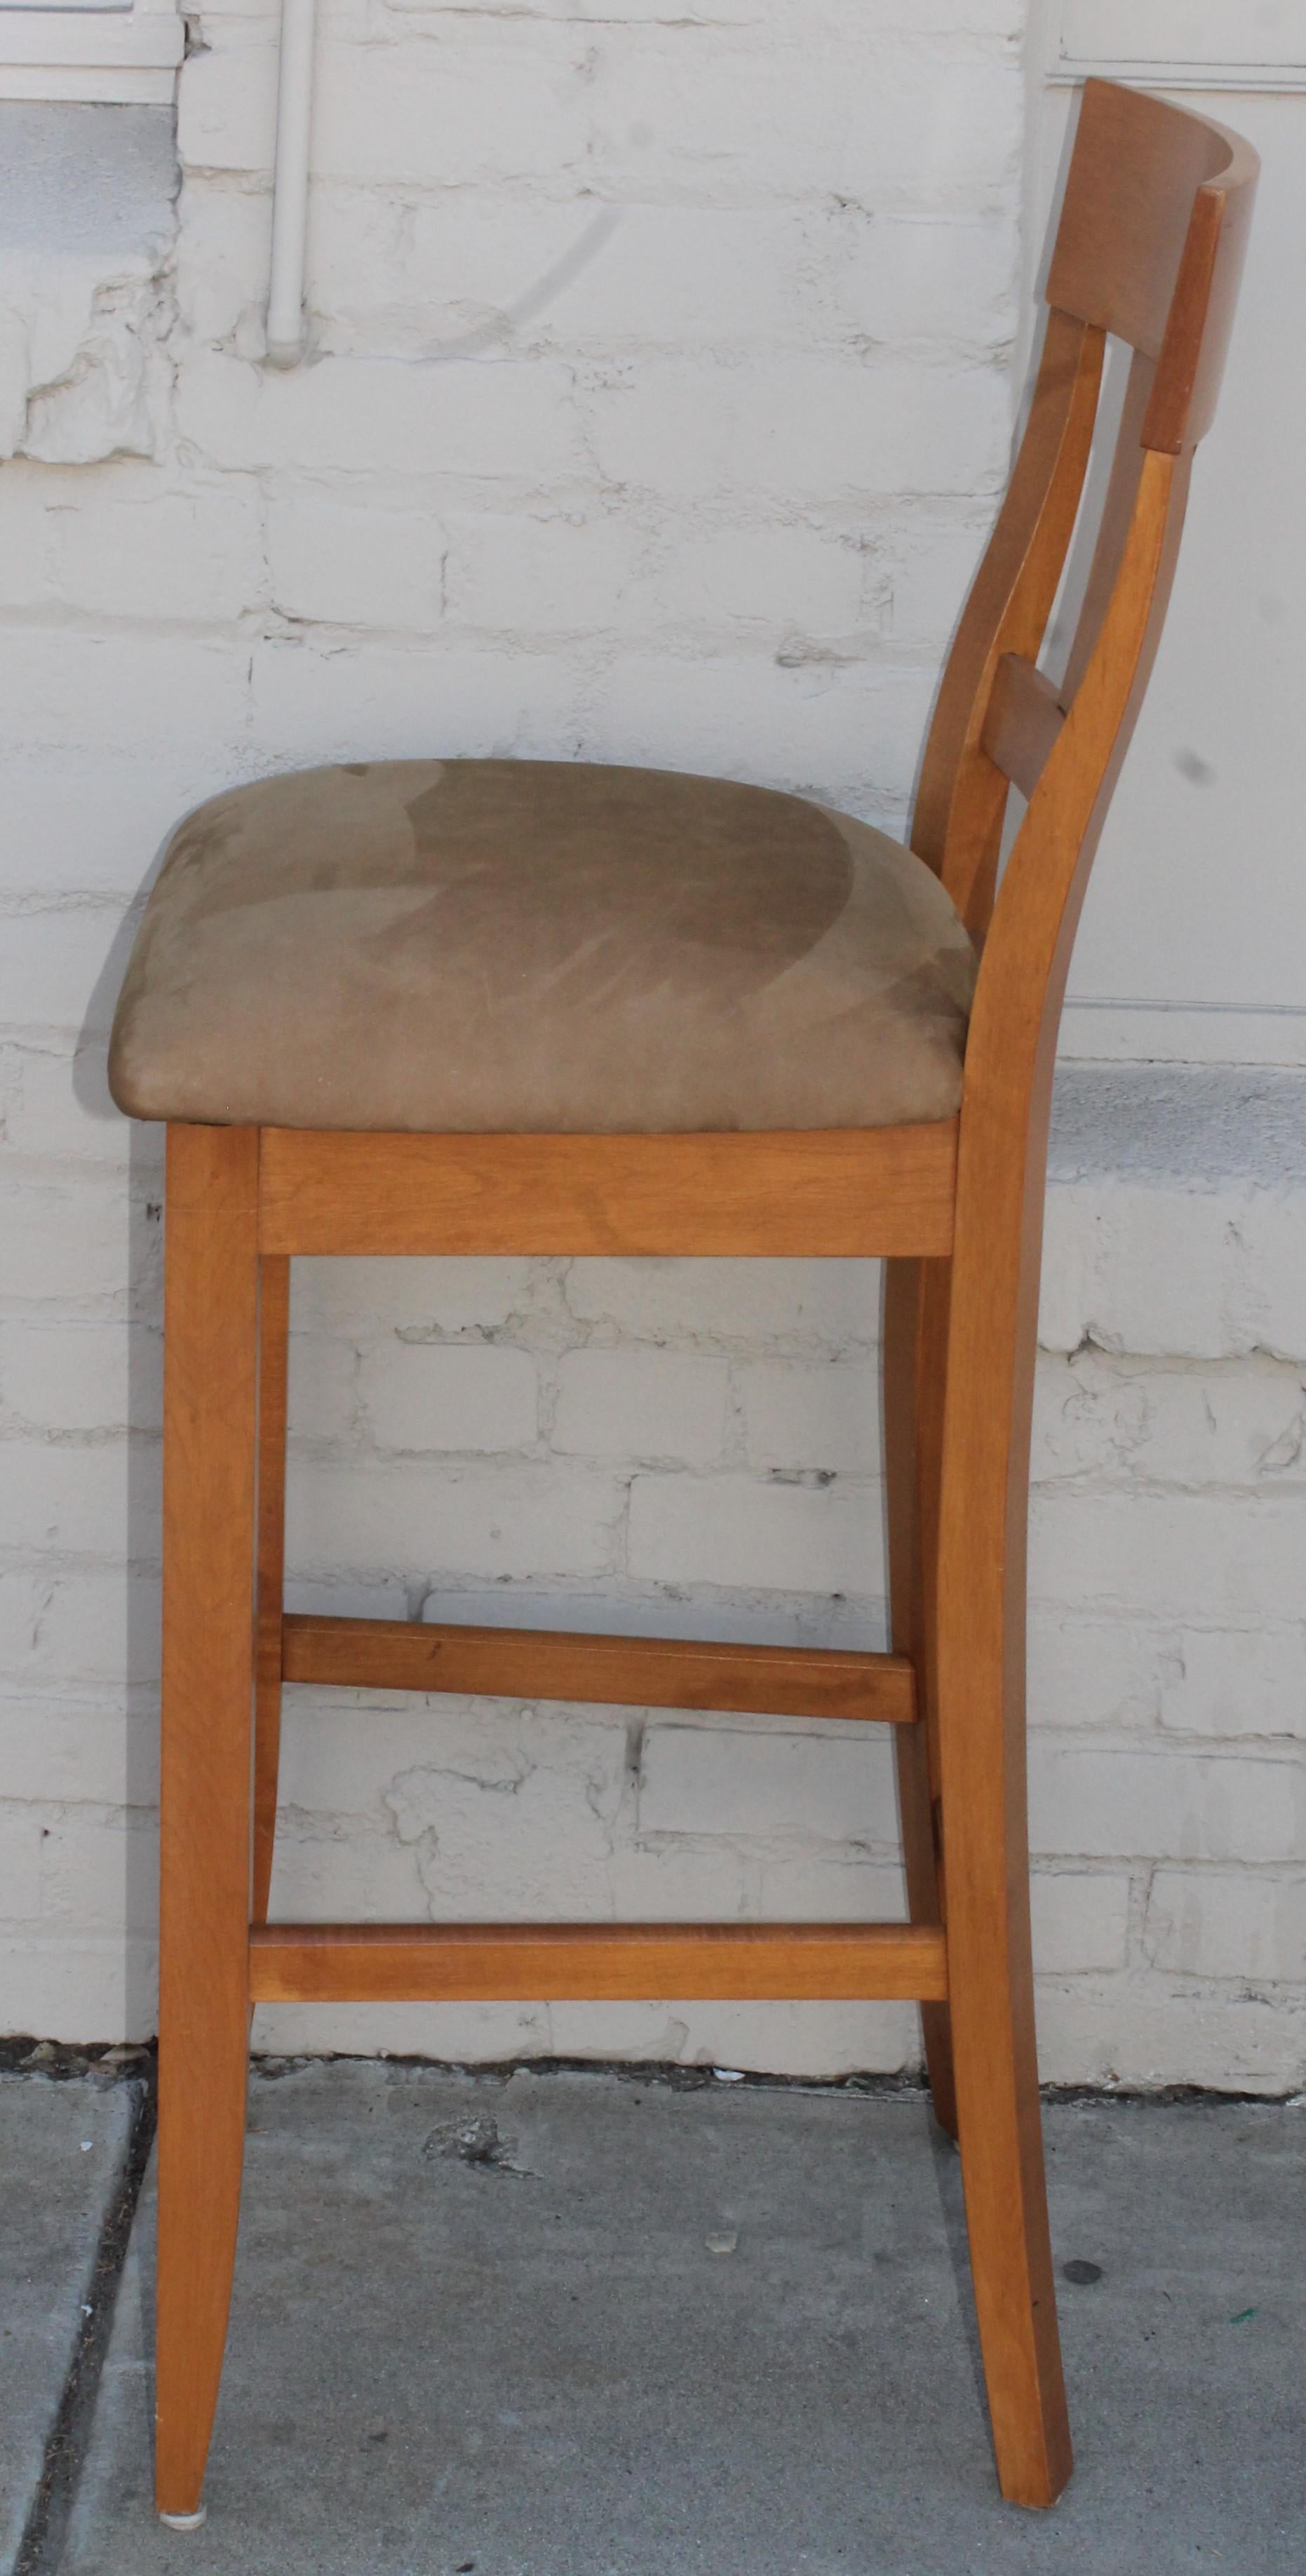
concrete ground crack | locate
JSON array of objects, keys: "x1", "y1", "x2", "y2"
[{"x1": 13, "y1": 2059, "x2": 157, "y2": 2576}]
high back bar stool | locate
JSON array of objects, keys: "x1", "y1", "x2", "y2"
[{"x1": 108, "y1": 81, "x2": 1256, "y2": 2525}]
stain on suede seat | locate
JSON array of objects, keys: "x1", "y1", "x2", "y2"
[{"x1": 108, "y1": 758, "x2": 976, "y2": 1134}]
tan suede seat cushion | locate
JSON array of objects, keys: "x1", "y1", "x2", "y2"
[{"x1": 107, "y1": 759, "x2": 976, "y2": 1134}]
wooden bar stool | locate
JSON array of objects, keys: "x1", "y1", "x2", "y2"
[{"x1": 107, "y1": 81, "x2": 1255, "y2": 2526}]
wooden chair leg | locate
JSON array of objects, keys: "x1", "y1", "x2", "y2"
[
  {"x1": 253, "y1": 1255, "x2": 290, "y2": 1926},
  {"x1": 156, "y1": 1125, "x2": 260, "y2": 2522},
  {"x1": 884, "y1": 1256, "x2": 957, "y2": 2138},
  {"x1": 934, "y1": 1183, "x2": 1072, "y2": 2508}
]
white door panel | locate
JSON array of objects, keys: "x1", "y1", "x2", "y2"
[{"x1": 1058, "y1": 1, "x2": 1306, "y2": 79}]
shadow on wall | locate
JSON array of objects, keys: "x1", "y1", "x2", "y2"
[{"x1": 78, "y1": 838, "x2": 174, "y2": 2039}]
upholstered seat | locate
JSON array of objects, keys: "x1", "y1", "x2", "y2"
[{"x1": 107, "y1": 758, "x2": 976, "y2": 1134}]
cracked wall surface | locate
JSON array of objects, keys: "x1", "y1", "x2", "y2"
[
  {"x1": 0, "y1": 107, "x2": 177, "y2": 464},
  {"x1": 0, "y1": 4, "x2": 1301, "y2": 2086}
]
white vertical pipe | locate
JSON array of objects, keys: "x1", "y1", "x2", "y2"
[{"x1": 265, "y1": 0, "x2": 318, "y2": 368}]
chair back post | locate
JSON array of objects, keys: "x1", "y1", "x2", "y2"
[
  {"x1": 933, "y1": 89, "x2": 1256, "y2": 1632},
  {"x1": 955, "y1": 82, "x2": 1257, "y2": 1155},
  {"x1": 923, "y1": 115, "x2": 1255, "y2": 2512}
]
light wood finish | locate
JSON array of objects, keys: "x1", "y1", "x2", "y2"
[
  {"x1": 888, "y1": 80, "x2": 1250, "y2": 2509},
  {"x1": 908, "y1": 87, "x2": 1257, "y2": 2498},
  {"x1": 912, "y1": 305, "x2": 1104, "y2": 933},
  {"x1": 150, "y1": 84, "x2": 1256, "y2": 2524},
  {"x1": 248, "y1": 1921, "x2": 948, "y2": 2007},
  {"x1": 981, "y1": 655, "x2": 1065, "y2": 802},
  {"x1": 257, "y1": 1122, "x2": 958, "y2": 1259},
  {"x1": 252, "y1": 1255, "x2": 290, "y2": 1926},
  {"x1": 155, "y1": 1126, "x2": 260, "y2": 2522},
  {"x1": 933, "y1": 424, "x2": 1202, "y2": 2519},
  {"x1": 283, "y1": 1611, "x2": 915, "y2": 1726},
  {"x1": 1046, "y1": 80, "x2": 1258, "y2": 452}
]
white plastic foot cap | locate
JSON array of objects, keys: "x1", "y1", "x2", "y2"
[{"x1": 159, "y1": 2505, "x2": 208, "y2": 2531}]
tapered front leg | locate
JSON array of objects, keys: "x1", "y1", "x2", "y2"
[
  {"x1": 155, "y1": 1125, "x2": 260, "y2": 2522},
  {"x1": 253, "y1": 1255, "x2": 290, "y2": 1926},
  {"x1": 884, "y1": 1256, "x2": 957, "y2": 2138}
]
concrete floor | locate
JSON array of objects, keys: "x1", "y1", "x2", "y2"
[
  {"x1": 0, "y1": 2063, "x2": 137, "y2": 2576},
  {"x1": 4, "y1": 2062, "x2": 1302, "y2": 2573}
]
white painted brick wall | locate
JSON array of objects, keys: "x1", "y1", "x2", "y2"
[
  {"x1": 0, "y1": 8, "x2": 1301, "y2": 2092},
  {"x1": 551, "y1": 1350, "x2": 729, "y2": 1466},
  {"x1": 358, "y1": 1342, "x2": 539, "y2": 1458}
]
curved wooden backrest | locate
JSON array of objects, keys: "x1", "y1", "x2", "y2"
[
  {"x1": 1046, "y1": 79, "x2": 1258, "y2": 454},
  {"x1": 924, "y1": 94, "x2": 1258, "y2": 1930},
  {"x1": 911, "y1": 79, "x2": 1258, "y2": 946}
]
